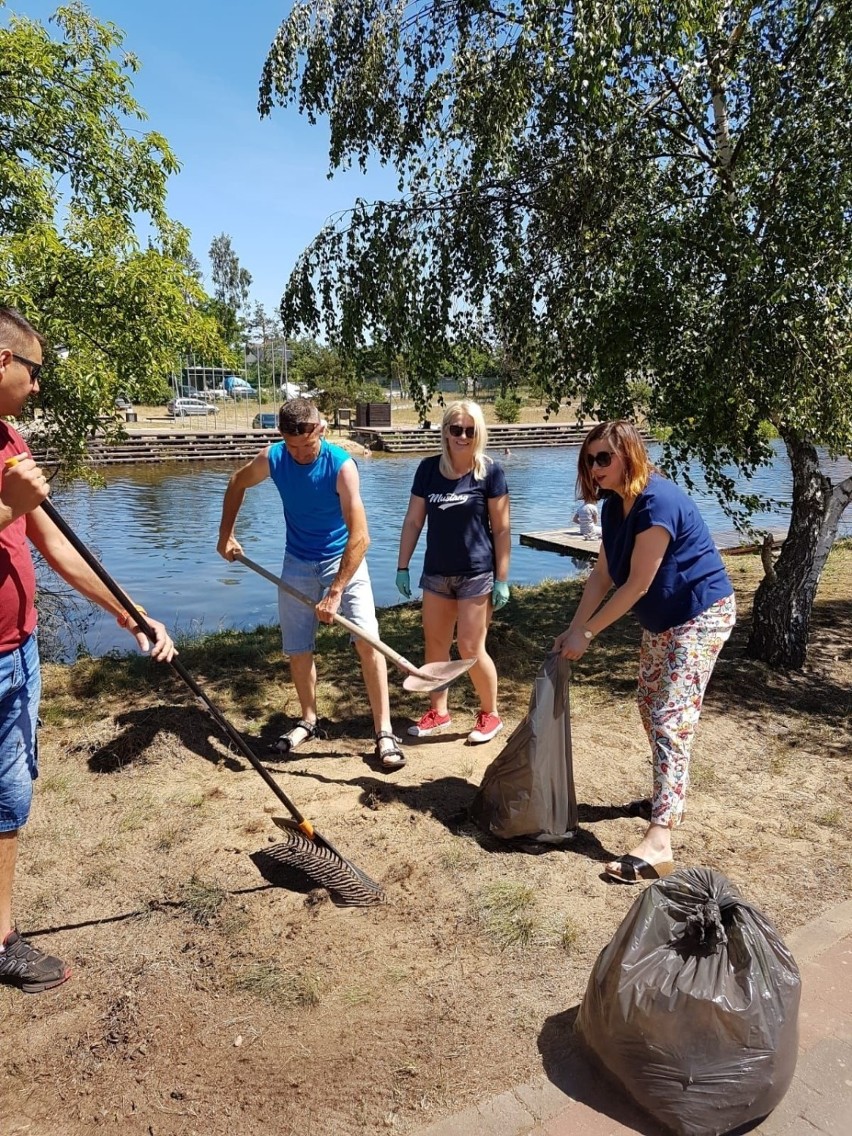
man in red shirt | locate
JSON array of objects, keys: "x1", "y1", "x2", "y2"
[{"x1": 0, "y1": 308, "x2": 176, "y2": 993}]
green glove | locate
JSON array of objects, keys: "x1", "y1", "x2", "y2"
[
  {"x1": 395, "y1": 568, "x2": 412, "y2": 599},
  {"x1": 492, "y1": 579, "x2": 510, "y2": 610}
]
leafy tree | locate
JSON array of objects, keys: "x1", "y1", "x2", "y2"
[
  {"x1": 260, "y1": 0, "x2": 852, "y2": 669},
  {"x1": 208, "y1": 233, "x2": 252, "y2": 347},
  {"x1": 1, "y1": 3, "x2": 227, "y2": 464},
  {"x1": 494, "y1": 394, "x2": 521, "y2": 424}
]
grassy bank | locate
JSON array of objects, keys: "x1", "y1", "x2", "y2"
[{"x1": 42, "y1": 543, "x2": 851, "y2": 759}]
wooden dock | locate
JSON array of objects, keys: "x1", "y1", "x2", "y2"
[
  {"x1": 520, "y1": 529, "x2": 601, "y2": 559},
  {"x1": 520, "y1": 527, "x2": 790, "y2": 559}
]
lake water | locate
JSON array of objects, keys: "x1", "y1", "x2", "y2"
[{"x1": 45, "y1": 441, "x2": 851, "y2": 659}]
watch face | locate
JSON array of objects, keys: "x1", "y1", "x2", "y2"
[{"x1": 583, "y1": 630, "x2": 593, "y2": 639}]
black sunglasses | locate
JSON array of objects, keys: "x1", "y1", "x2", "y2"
[
  {"x1": 447, "y1": 424, "x2": 476, "y2": 438},
  {"x1": 585, "y1": 450, "x2": 613, "y2": 468},
  {"x1": 12, "y1": 353, "x2": 43, "y2": 383},
  {"x1": 282, "y1": 421, "x2": 319, "y2": 437}
]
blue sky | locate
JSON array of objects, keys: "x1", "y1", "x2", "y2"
[{"x1": 15, "y1": 0, "x2": 399, "y2": 316}]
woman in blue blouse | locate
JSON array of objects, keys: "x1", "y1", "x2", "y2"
[{"x1": 555, "y1": 421, "x2": 736, "y2": 883}]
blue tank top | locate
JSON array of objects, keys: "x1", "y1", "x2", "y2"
[
  {"x1": 601, "y1": 472, "x2": 733, "y2": 633},
  {"x1": 267, "y1": 439, "x2": 351, "y2": 562}
]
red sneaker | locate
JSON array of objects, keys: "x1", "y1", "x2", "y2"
[
  {"x1": 468, "y1": 711, "x2": 504, "y2": 744},
  {"x1": 407, "y1": 709, "x2": 452, "y2": 737}
]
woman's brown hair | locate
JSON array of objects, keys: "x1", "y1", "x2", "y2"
[{"x1": 577, "y1": 421, "x2": 654, "y2": 502}]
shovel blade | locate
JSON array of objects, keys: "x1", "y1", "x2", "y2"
[{"x1": 402, "y1": 657, "x2": 476, "y2": 693}]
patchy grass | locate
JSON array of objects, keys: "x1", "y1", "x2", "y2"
[
  {"x1": 178, "y1": 876, "x2": 227, "y2": 926},
  {"x1": 817, "y1": 807, "x2": 843, "y2": 829},
  {"x1": 474, "y1": 881, "x2": 539, "y2": 950},
  {"x1": 235, "y1": 964, "x2": 322, "y2": 1007}
]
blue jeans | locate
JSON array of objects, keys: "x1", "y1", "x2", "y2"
[
  {"x1": 0, "y1": 631, "x2": 41, "y2": 832},
  {"x1": 278, "y1": 553, "x2": 379, "y2": 655}
]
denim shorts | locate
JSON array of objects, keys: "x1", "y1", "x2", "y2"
[
  {"x1": 278, "y1": 553, "x2": 380, "y2": 655},
  {"x1": 420, "y1": 571, "x2": 494, "y2": 600},
  {"x1": 0, "y1": 631, "x2": 41, "y2": 832}
]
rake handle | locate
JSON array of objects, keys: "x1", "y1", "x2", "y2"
[{"x1": 35, "y1": 495, "x2": 314, "y2": 837}]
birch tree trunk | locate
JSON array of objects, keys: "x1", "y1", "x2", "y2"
[{"x1": 747, "y1": 434, "x2": 852, "y2": 669}]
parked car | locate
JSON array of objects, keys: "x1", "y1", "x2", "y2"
[
  {"x1": 203, "y1": 385, "x2": 232, "y2": 401},
  {"x1": 252, "y1": 413, "x2": 279, "y2": 430},
  {"x1": 168, "y1": 397, "x2": 219, "y2": 418},
  {"x1": 223, "y1": 375, "x2": 255, "y2": 399}
]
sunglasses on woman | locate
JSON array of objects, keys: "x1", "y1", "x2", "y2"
[
  {"x1": 585, "y1": 450, "x2": 614, "y2": 468},
  {"x1": 447, "y1": 424, "x2": 476, "y2": 438}
]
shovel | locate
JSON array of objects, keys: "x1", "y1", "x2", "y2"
[{"x1": 235, "y1": 553, "x2": 475, "y2": 693}]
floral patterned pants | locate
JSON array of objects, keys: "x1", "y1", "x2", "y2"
[{"x1": 637, "y1": 594, "x2": 737, "y2": 828}]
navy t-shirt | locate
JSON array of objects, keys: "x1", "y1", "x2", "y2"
[
  {"x1": 601, "y1": 472, "x2": 733, "y2": 633},
  {"x1": 411, "y1": 455, "x2": 508, "y2": 576}
]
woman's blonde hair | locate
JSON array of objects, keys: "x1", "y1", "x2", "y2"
[
  {"x1": 577, "y1": 420, "x2": 655, "y2": 502},
  {"x1": 439, "y1": 400, "x2": 490, "y2": 480}
]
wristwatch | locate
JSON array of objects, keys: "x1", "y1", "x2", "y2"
[{"x1": 582, "y1": 627, "x2": 595, "y2": 641}]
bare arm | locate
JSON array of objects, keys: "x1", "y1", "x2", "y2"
[
  {"x1": 397, "y1": 494, "x2": 426, "y2": 569},
  {"x1": 488, "y1": 493, "x2": 511, "y2": 581},
  {"x1": 315, "y1": 458, "x2": 370, "y2": 622},
  {"x1": 1, "y1": 456, "x2": 48, "y2": 532},
  {"x1": 25, "y1": 507, "x2": 176, "y2": 661},
  {"x1": 556, "y1": 526, "x2": 672, "y2": 659},
  {"x1": 217, "y1": 448, "x2": 272, "y2": 560}
]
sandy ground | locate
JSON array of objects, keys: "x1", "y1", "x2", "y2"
[{"x1": 1, "y1": 550, "x2": 850, "y2": 1136}]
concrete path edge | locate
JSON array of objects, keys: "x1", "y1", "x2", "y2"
[{"x1": 411, "y1": 898, "x2": 852, "y2": 1136}]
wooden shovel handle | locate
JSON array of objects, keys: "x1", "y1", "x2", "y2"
[{"x1": 234, "y1": 554, "x2": 425, "y2": 678}]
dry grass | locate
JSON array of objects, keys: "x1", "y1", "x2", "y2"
[{"x1": 0, "y1": 543, "x2": 848, "y2": 1136}]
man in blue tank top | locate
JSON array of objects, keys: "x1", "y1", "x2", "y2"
[{"x1": 217, "y1": 398, "x2": 404, "y2": 768}]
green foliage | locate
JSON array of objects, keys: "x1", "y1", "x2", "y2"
[
  {"x1": 208, "y1": 233, "x2": 252, "y2": 348},
  {"x1": 260, "y1": 0, "x2": 852, "y2": 666},
  {"x1": 494, "y1": 394, "x2": 521, "y2": 423},
  {"x1": 1, "y1": 4, "x2": 229, "y2": 468}
]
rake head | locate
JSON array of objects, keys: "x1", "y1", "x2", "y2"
[{"x1": 253, "y1": 828, "x2": 384, "y2": 907}]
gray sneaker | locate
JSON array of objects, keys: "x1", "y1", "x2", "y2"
[{"x1": 0, "y1": 930, "x2": 71, "y2": 994}]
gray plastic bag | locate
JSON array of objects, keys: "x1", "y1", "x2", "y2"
[
  {"x1": 576, "y1": 867, "x2": 801, "y2": 1135},
  {"x1": 470, "y1": 651, "x2": 577, "y2": 842}
]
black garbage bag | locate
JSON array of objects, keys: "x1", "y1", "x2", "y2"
[
  {"x1": 469, "y1": 651, "x2": 577, "y2": 842},
  {"x1": 576, "y1": 867, "x2": 800, "y2": 1136}
]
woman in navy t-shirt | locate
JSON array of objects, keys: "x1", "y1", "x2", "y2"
[
  {"x1": 396, "y1": 401, "x2": 511, "y2": 745},
  {"x1": 554, "y1": 420, "x2": 736, "y2": 883}
]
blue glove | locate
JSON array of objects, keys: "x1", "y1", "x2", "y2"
[
  {"x1": 395, "y1": 568, "x2": 412, "y2": 599},
  {"x1": 492, "y1": 579, "x2": 510, "y2": 610}
]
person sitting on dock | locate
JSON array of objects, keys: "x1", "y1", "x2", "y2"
[
  {"x1": 216, "y1": 397, "x2": 405, "y2": 769},
  {"x1": 572, "y1": 500, "x2": 601, "y2": 540}
]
